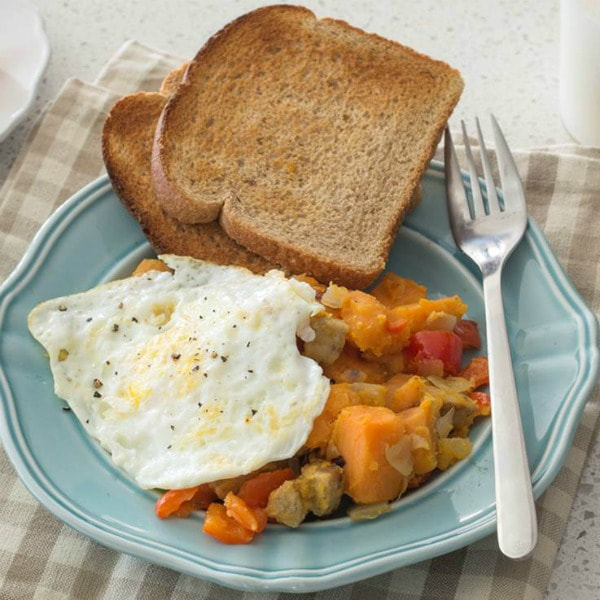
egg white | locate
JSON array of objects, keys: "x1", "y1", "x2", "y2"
[{"x1": 28, "y1": 256, "x2": 330, "y2": 489}]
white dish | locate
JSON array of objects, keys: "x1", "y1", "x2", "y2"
[{"x1": 0, "y1": 0, "x2": 50, "y2": 143}]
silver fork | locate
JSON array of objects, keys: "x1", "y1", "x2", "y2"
[{"x1": 444, "y1": 116, "x2": 537, "y2": 559}]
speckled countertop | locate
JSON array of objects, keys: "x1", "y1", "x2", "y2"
[{"x1": 1, "y1": 0, "x2": 598, "y2": 597}]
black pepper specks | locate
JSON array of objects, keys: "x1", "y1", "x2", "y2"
[
  {"x1": 248, "y1": 369, "x2": 254, "y2": 374},
  {"x1": 58, "y1": 304, "x2": 67, "y2": 312},
  {"x1": 93, "y1": 391, "x2": 102, "y2": 398},
  {"x1": 62, "y1": 406, "x2": 71, "y2": 411},
  {"x1": 220, "y1": 355, "x2": 228, "y2": 363},
  {"x1": 171, "y1": 353, "x2": 181, "y2": 360},
  {"x1": 167, "y1": 445, "x2": 172, "y2": 450},
  {"x1": 86, "y1": 317, "x2": 93, "y2": 322},
  {"x1": 251, "y1": 409, "x2": 257, "y2": 416},
  {"x1": 192, "y1": 365, "x2": 200, "y2": 372},
  {"x1": 246, "y1": 341, "x2": 251, "y2": 347},
  {"x1": 170, "y1": 425, "x2": 175, "y2": 431},
  {"x1": 118, "y1": 302, "x2": 124, "y2": 309},
  {"x1": 131, "y1": 317, "x2": 138, "y2": 323},
  {"x1": 111, "y1": 324, "x2": 119, "y2": 332}
]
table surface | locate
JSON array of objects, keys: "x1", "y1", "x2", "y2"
[{"x1": 1, "y1": 0, "x2": 598, "y2": 598}]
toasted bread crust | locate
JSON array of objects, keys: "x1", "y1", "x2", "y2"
[
  {"x1": 159, "y1": 61, "x2": 190, "y2": 96},
  {"x1": 152, "y1": 6, "x2": 463, "y2": 287},
  {"x1": 102, "y1": 91, "x2": 275, "y2": 274},
  {"x1": 150, "y1": 107, "x2": 224, "y2": 224},
  {"x1": 219, "y1": 207, "x2": 383, "y2": 289}
]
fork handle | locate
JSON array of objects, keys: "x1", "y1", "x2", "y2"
[{"x1": 483, "y1": 268, "x2": 538, "y2": 559}]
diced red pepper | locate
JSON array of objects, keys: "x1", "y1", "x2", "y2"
[
  {"x1": 459, "y1": 356, "x2": 489, "y2": 388},
  {"x1": 224, "y1": 492, "x2": 268, "y2": 533},
  {"x1": 386, "y1": 314, "x2": 408, "y2": 334},
  {"x1": 237, "y1": 468, "x2": 296, "y2": 508},
  {"x1": 454, "y1": 319, "x2": 481, "y2": 350},
  {"x1": 155, "y1": 484, "x2": 217, "y2": 519},
  {"x1": 203, "y1": 503, "x2": 254, "y2": 544},
  {"x1": 470, "y1": 391, "x2": 491, "y2": 416},
  {"x1": 405, "y1": 330, "x2": 463, "y2": 376}
]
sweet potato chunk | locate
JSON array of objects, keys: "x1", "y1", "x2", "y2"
[
  {"x1": 388, "y1": 296, "x2": 467, "y2": 334},
  {"x1": 340, "y1": 291, "x2": 390, "y2": 356},
  {"x1": 371, "y1": 273, "x2": 427, "y2": 308},
  {"x1": 340, "y1": 291, "x2": 410, "y2": 356},
  {"x1": 331, "y1": 405, "x2": 408, "y2": 504},
  {"x1": 419, "y1": 296, "x2": 467, "y2": 319},
  {"x1": 306, "y1": 383, "x2": 387, "y2": 451},
  {"x1": 385, "y1": 374, "x2": 425, "y2": 412},
  {"x1": 397, "y1": 397, "x2": 439, "y2": 475}
]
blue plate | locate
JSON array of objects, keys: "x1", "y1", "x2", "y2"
[{"x1": 0, "y1": 161, "x2": 597, "y2": 593}]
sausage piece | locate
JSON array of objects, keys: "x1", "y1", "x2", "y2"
[
  {"x1": 266, "y1": 480, "x2": 307, "y2": 528},
  {"x1": 297, "y1": 460, "x2": 344, "y2": 517},
  {"x1": 303, "y1": 316, "x2": 348, "y2": 365}
]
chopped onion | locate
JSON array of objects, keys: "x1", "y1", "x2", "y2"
[
  {"x1": 321, "y1": 284, "x2": 349, "y2": 308},
  {"x1": 384, "y1": 437, "x2": 413, "y2": 476},
  {"x1": 427, "y1": 376, "x2": 473, "y2": 394},
  {"x1": 441, "y1": 436, "x2": 472, "y2": 458},
  {"x1": 424, "y1": 311, "x2": 458, "y2": 331},
  {"x1": 325, "y1": 442, "x2": 340, "y2": 461},
  {"x1": 437, "y1": 436, "x2": 473, "y2": 470},
  {"x1": 410, "y1": 433, "x2": 430, "y2": 450},
  {"x1": 348, "y1": 502, "x2": 391, "y2": 521},
  {"x1": 298, "y1": 324, "x2": 316, "y2": 342},
  {"x1": 436, "y1": 407, "x2": 455, "y2": 438}
]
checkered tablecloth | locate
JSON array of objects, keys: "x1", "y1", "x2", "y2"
[{"x1": 0, "y1": 41, "x2": 598, "y2": 600}]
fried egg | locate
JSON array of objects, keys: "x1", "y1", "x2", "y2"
[{"x1": 28, "y1": 256, "x2": 329, "y2": 489}]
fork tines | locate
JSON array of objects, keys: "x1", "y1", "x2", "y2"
[{"x1": 445, "y1": 116, "x2": 526, "y2": 222}]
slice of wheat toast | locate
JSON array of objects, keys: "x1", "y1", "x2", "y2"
[
  {"x1": 152, "y1": 5, "x2": 463, "y2": 288},
  {"x1": 102, "y1": 90, "x2": 274, "y2": 274}
]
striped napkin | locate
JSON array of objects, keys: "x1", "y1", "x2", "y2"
[{"x1": 0, "y1": 41, "x2": 598, "y2": 600}]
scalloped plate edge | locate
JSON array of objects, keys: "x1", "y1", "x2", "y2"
[{"x1": 0, "y1": 166, "x2": 597, "y2": 592}]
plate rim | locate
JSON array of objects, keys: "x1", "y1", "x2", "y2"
[{"x1": 0, "y1": 163, "x2": 598, "y2": 592}]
